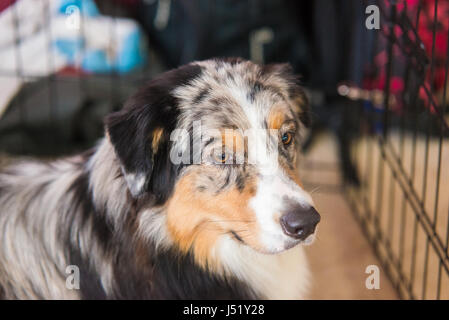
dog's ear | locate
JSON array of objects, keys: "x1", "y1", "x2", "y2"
[
  {"x1": 106, "y1": 99, "x2": 180, "y2": 202},
  {"x1": 105, "y1": 99, "x2": 163, "y2": 198},
  {"x1": 105, "y1": 64, "x2": 202, "y2": 200},
  {"x1": 262, "y1": 63, "x2": 311, "y2": 128}
]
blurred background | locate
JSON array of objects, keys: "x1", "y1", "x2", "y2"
[{"x1": 0, "y1": 0, "x2": 448, "y2": 299}]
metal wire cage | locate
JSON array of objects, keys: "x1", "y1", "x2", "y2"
[{"x1": 345, "y1": 0, "x2": 449, "y2": 299}]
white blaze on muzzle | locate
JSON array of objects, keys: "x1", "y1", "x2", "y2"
[{"x1": 249, "y1": 168, "x2": 314, "y2": 252}]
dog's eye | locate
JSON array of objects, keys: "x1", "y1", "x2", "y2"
[
  {"x1": 213, "y1": 151, "x2": 229, "y2": 164},
  {"x1": 281, "y1": 132, "x2": 293, "y2": 146}
]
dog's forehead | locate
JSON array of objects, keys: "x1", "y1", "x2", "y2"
[{"x1": 172, "y1": 60, "x2": 293, "y2": 130}]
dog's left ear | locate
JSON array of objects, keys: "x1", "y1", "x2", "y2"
[{"x1": 263, "y1": 63, "x2": 311, "y2": 128}]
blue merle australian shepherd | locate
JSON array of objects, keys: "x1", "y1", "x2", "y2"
[{"x1": 0, "y1": 58, "x2": 320, "y2": 299}]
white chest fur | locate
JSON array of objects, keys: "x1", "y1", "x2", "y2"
[{"x1": 217, "y1": 238, "x2": 310, "y2": 300}]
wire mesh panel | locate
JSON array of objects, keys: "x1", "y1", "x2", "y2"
[{"x1": 346, "y1": 0, "x2": 449, "y2": 299}]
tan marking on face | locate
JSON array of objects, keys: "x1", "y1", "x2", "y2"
[
  {"x1": 165, "y1": 171, "x2": 259, "y2": 272},
  {"x1": 152, "y1": 128, "x2": 164, "y2": 153},
  {"x1": 268, "y1": 107, "x2": 286, "y2": 130}
]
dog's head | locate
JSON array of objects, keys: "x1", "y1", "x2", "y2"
[{"x1": 106, "y1": 58, "x2": 320, "y2": 268}]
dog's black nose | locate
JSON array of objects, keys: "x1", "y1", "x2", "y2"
[{"x1": 280, "y1": 206, "x2": 321, "y2": 240}]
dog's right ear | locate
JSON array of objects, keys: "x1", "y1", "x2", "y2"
[
  {"x1": 105, "y1": 99, "x2": 159, "y2": 198},
  {"x1": 105, "y1": 63, "x2": 203, "y2": 199}
]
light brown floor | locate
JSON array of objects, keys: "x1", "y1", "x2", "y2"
[
  {"x1": 351, "y1": 131, "x2": 449, "y2": 299},
  {"x1": 299, "y1": 132, "x2": 398, "y2": 299}
]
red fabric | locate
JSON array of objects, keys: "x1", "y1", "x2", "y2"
[
  {"x1": 365, "y1": 0, "x2": 448, "y2": 114},
  {"x1": 0, "y1": 0, "x2": 17, "y2": 13}
]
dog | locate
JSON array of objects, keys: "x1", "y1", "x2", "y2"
[{"x1": 0, "y1": 58, "x2": 320, "y2": 299}]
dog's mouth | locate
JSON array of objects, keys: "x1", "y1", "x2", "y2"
[
  {"x1": 285, "y1": 232, "x2": 316, "y2": 248},
  {"x1": 229, "y1": 228, "x2": 317, "y2": 254},
  {"x1": 230, "y1": 230, "x2": 245, "y2": 244}
]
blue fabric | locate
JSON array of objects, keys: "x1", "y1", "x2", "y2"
[
  {"x1": 114, "y1": 29, "x2": 147, "y2": 73},
  {"x1": 58, "y1": 0, "x2": 100, "y2": 17},
  {"x1": 53, "y1": 38, "x2": 84, "y2": 63},
  {"x1": 52, "y1": 1, "x2": 147, "y2": 74},
  {"x1": 82, "y1": 49, "x2": 111, "y2": 73}
]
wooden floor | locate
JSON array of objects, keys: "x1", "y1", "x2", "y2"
[
  {"x1": 300, "y1": 132, "x2": 398, "y2": 299},
  {"x1": 305, "y1": 192, "x2": 398, "y2": 299}
]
